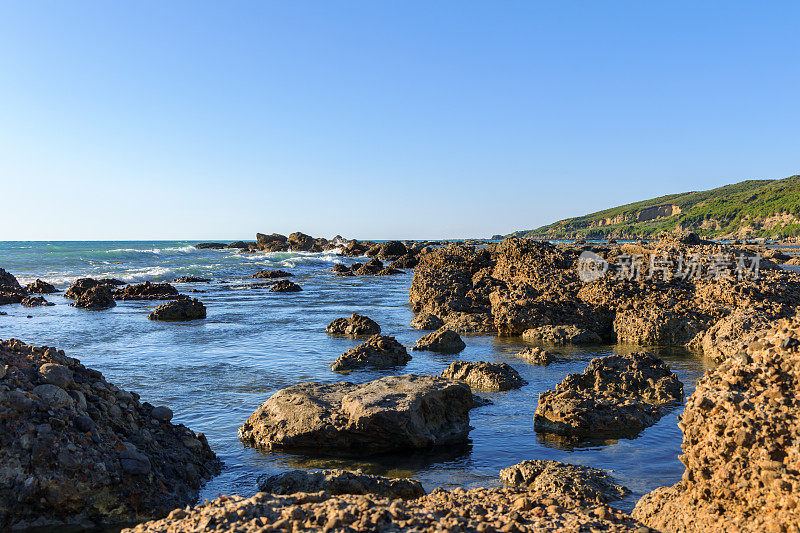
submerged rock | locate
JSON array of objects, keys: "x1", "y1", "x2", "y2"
[
  {"x1": 330, "y1": 334, "x2": 410, "y2": 371},
  {"x1": 21, "y1": 296, "x2": 54, "y2": 307},
  {"x1": 25, "y1": 279, "x2": 57, "y2": 294},
  {"x1": 534, "y1": 352, "x2": 683, "y2": 439},
  {"x1": 410, "y1": 312, "x2": 444, "y2": 330},
  {"x1": 521, "y1": 325, "x2": 601, "y2": 345},
  {"x1": 253, "y1": 269, "x2": 294, "y2": 279},
  {"x1": 113, "y1": 282, "x2": 180, "y2": 300},
  {"x1": 516, "y1": 346, "x2": 555, "y2": 366},
  {"x1": 441, "y1": 361, "x2": 527, "y2": 391},
  {"x1": 500, "y1": 460, "x2": 630, "y2": 503},
  {"x1": 238, "y1": 374, "x2": 473, "y2": 455},
  {"x1": 148, "y1": 298, "x2": 207, "y2": 321},
  {"x1": 326, "y1": 313, "x2": 381, "y2": 336},
  {"x1": 71, "y1": 285, "x2": 116, "y2": 310},
  {"x1": 257, "y1": 469, "x2": 426, "y2": 500},
  {"x1": 270, "y1": 280, "x2": 302, "y2": 292},
  {"x1": 0, "y1": 339, "x2": 221, "y2": 530},
  {"x1": 413, "y1": 328, "x2": 466, "y2": 354}
]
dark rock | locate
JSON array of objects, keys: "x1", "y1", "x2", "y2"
[
  {"x1": 113, "y1": 281, "x2": 180, "y2": 300},
  {"x1": 353, "y1": 258, "x2": 384, "y2": 275},
  {"x1": 0, "y1": 269, "x2": 26, "y2": 305},
  {"x1": 148, "y1": 298, "x2": 206, "y2": 321},
  {"x1": 257, "y1": 469, "x2": 426, "y2": 500},
  {"x1": 522, "y1": 325, "x2": 601, "y2": 345},
  {"x1": 71, "y1": 285, "x2": 116, "y2": 310},
  {"x1": 253, "y1": 270, "x2": 293, "y2": 279},
  {"x1": 326, "y1": 314, "x2": 381, "y2": 336},
  {"x1": 172, "y1": 276, "x2": 211, "y2": 283},
  {"x1": 391, "y1": 253, "x2": 419, "y2": 269},
  {"x1": 151, "y1": 406, "x2": 174, "y2": 422},
  {"x1": 270, "y1": 280, "x2": 302, "y2": 293},
  {"x1": 330, "y1": 335, "x2": 410, "y2": 371},
  {"x1": 25, "y1": 279, "x2": 57, "y2": 294},
  {"x1": 413, "y1": 328, "x2": 466, "y2": 354},
  {"x1": 194, "y1": 243, "x2": 227, "y2": 249},
  {"x1": 21, "y1": 296, "x2": 54, "y2": 307}
]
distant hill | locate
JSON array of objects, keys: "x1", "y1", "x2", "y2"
[{"x1": 510, "y1": 175, "x2": 800, "y2": 240}]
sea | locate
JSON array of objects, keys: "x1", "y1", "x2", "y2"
[{"x1": 0, "y1": 241, "x2": 711, "y2": 514}]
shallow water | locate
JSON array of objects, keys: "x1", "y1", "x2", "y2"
[{"x1": 0, "y1": 241, "x2": 712, "y2": 515}]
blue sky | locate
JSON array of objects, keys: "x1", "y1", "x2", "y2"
[{"x1": 1, "y1": 2, "x2": 798, "y2": 240}]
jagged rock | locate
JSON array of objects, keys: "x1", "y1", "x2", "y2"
[
  {"x1": 516, "y1": 347, "x2": 555, "y2": 365},
  {"x1": 0, "y1": 269, "x2": 22, "y2": 291},
  {"x1": 376, "y1": 267, "x2": 404, "y2": 276},
  {"x1": 632, "y1": 316, "x2": 800, "y2": 532},
  {"x1": 500, "y1": 460, "x2": 630, "y2": 503},
  {"x1": 326, "y1": 314, "x2": 381, "y2": 336},
  {"x1": 113, "y1": 282, "x2": 180, "y2": 301},
  {"x1": 0, "y1": 339, "x2": 220, "y2": 530},
  {"x1": 287, "y1": 232, "x2": 315, "y2": 251},
  {"x1": 441, "y1": 361, "x2": 527, "y2": 391},
  {"x1": 354, "y1": 258, "x2": 384, "y2": 275},
  {"x1": 687, "y1": 308, "x2": 770, "y2": 364},
  {"x1": 25, "y1": 279, "x2": 57, "y2": 294},
  {"x1": 253, "y1": 270, "x2": 293, "y2": 279},
  {"x1": 0, "y1": 269, "x2": 26, "y2": 305},
  {"x1": 194, "y1": 242, "x2": 227, "y2": 249},
  {"x1": 270, "y1": 280, "x2": 302, "y2": 292},
  {"x1": 64, "y1": 278, "x2": 102, "y2": 299},
  {"x1": 21, "y1": 296, "x2": 54, "y2": 307},
  {"x1": 410, "y1": 312, "x2": 444, "y2": 330},
  {"x1": 172, "y1": 276, "x2": 211, "y2": 283},
  {"x1": 413, "y1": 328, "x2": 466, "y2": 354},
  {"x1": 522, "y1": 325, "x2": 601, "y2": 345},
  {"x1": 330, "y1": 335, "x2": 410, "y2": 371},
  {"x1": 391, "y1": 253, "x2": 419, "y2": 269},
  {"x1": 331, "y1": 264, "x2": 350, "y2": 274},
  {"x1": 148, "y1": 298, "x2": 206, "y2": 321},
  {"x1": 257, "y1": 469, "x2": 425, "y2": 500},
  {"x1": 534, "y1": 352, "x2": 683, "y2": 439},
  {"x1": 238, "y1": 374, "x2": 473, "y2": 455},
  {"x1": 613, "y1": 307, "x2": 704, "y2": 346},
  {"x1": 71, "y1": 285, "x2": 116, "y2": 310},
  {"x1": 443, "y1": 312, "x2": 496, "y2": 334}
]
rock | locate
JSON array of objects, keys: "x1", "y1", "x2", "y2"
[
  {"x1": 172, "y1": 276, "x2": 211, "y2": 283},
  {"x1": 0, "y1": 339, "x2": 220, "y2": 530},
  {"x1": 376, "y1": 240, "x2": 407, "y2": 259},
  {"x1": 376, "y1": 267, "x2": 404, "y2": 276},
  {"x1": 613, "y1": 307, "x2": 704, "y2": 346},
  {"x1": 688, "y1": 308, "x2": 770, "y2": 364},
  {"x1": 257, "y1": 469, "x2": 426, "y2": 500},
  {"x1": 253, "y1": 270, "x2": 293, "y2": 279},
  {"x1": 516, "y1": 347, "x2": 555, "y2": 365},
  {"x1": 326, "y1": 313, "x2": 381, "y2": 336},
  {"x1": 25, "y1": 279, "x2": 57, "y2": 294},
  {"x1": 113, "y1": 281, "x2": 180, "y2": 300},
  {"x1": 522, "y1": 325, "x2": 601, "y2": 345},
  {"x1": 410, "y1": 312, "x2": 444, "y2": 330},
  {"x1": 194, "y1": 242, "x2": 227, "y2": 249},
  {"x1": 287, "y1": 232, "x2": 315, "y2": 251},
  {"x1": 239, "y1": 374, "x2": 473, "y2": 455},
  {"x1": 151, "y1": 406, "x2": 174, "y2": 422},
  {"x1": 330, "y1": 335, "x2": 410, "y2": 371},
  {"x1": 71, "y1": 284, "x2": 116, "y2": 310},
  {"x1": 500, "y1": 460, "x2": 630, "y2": 503},
  {"x1": 64, "y1": 278, "x2": 102, "y2": 299},
  {"x1": 391, "y1": 253, "x2": 419, "y2": 269},
  {"x1": 98, "y1": 278, "x2": 125, "y2": 286},
  {"x1": 21, "y1": 296, "x2": 54, "y2": 307},
  {"x1": 270, "y1": 280, "x2": 302, "y2": 292},
  {"x1": 0, "y1": 268, "x2": 22, "y2": 291},
  {"x1": 443, "y1": 311, "x2": 496, "y2": 334},
  {"x1": 0, "y1": 269, "x2": 26, "y2": 305},
  {"x1": 441, "y1": 361, "x2": 527, "y2": 391},
  {"x1": 331, "y1": 264, "x2": 350, "y2": 273},
  {"x1": 354, "y1": 258, "x2": 384, "y2": 275},
  {"x1": 413, "y1": 328, "x2": 466, "y2": 354},
  {"x1": 534, "y1": 351, "x2": 683, "y2": 439},
  {"x1": 148, "y1": 298, "x2": 206, "y2": 321}
]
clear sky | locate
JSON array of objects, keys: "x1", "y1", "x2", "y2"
[{"x1": 1, "y1": 1, "x2": 798, "y2": 240}]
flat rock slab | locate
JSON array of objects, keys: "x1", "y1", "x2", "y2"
[
  {"x1": 238, "y1": 374, "x2": 473, "y2": 455},
  {"x1": 257, "y1": 469, "x2": 425, "y2": 500},
  {"x1": 441, "y1": 361, "x2": 527, "y2": 391},
  {"x1": 330, "y1": 335, "x2": 409, "y2": 371},
  {"x1": 500, "y1": 460, "x2": 629, "y2": 503}
]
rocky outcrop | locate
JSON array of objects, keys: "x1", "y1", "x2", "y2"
[
  {"x1": 534, "y1": 352, "x2": 683, "y2": 439},
  {"x1": 71, "y1": 285, "x2": 116, "y2": 310},
  {"x1": 64, "y1": 278, "x2": 104, "y2": 300},
  {"x1": 326, "y1": 314, "x2": 381, "y2": 336},
  {"x1": 410, "y1": 312, "x2": 444, "y2": 330},
  {"x1": 687, "y1": 307, "x2": 770, "y2": 364},
  {"x1": 25, "y1": 279, "x2": 57, "y2": 294},
  {"x1": 0, "y1": 269, "x2": 26, "y2": 305},
  {"x1": 148, "y1": 298, "x2": 206, "y2": 321},
  {"x1": 21, "y1": 296, "x2": 54, "y2": 307},
  {"x1": 238, "y1": 375, "x2": 473, "y2": 455},
  {"x1": 516, "y1": 347, "x2": 555, "y2": 365},
  {"x1": 500, "y1": 460, "x2": 629, "y2": 503},
  {"x1": 257, "y1": 469, "x2": 425, "y2": 500},
  {"x1": 413, "y1": 328, "x2": 466, "y2": 354},
  {"x1": 0, "y1": 339, "x2": 221, "y2": 530},
  {"x1": 522, "y1": 325, "x2": 601, "y2": 345},
  {"x1": 391, "y1": 253, "x2": 419, "y2": 269},
  {"x1": 113, "y1": 282, "x2": 180, "y2": 300},
  {"x1": 194, "y1": 242, "x2": 227, "y2": 249},
  {"x1": 353, "y1": 258, "x2": 384, "y2": 275},
  {"x1": 632, "y1": 316, "x2": 800, "y2": 532},
  {"x1": 441, "y1": 361, "x2": 527, "y2": 391},
  {"x1": 172, "y1": 276, "x2": 211, "y2": 283},
  {"x1": 270, "y1": 280, "x2": 302, "y2": 292},
  {"x1": 330, "y1": 335, "x2": 410, "y2": 371},
  {"x1": 253, "y1": 269, "x2": 293, "y2": 279},
  {"x1": 123, "y1": 487, "x2": 649, "y2": 533}
]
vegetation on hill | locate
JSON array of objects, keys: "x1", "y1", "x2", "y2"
[{"x1": 511, "y1": 175, "x2": 800, "y2": 240}]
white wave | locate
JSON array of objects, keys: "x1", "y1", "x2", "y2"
[{"x1": 106, "y1": 245, "x2": 197, "y2": 255}]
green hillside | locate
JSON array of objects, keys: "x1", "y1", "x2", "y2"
[{"x1": 512, "y1": 175, "x2": 800, "y2": 240}]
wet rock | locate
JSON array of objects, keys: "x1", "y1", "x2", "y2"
[
  {"x1": 151, "y1": 406, "x2": 174, "y2": 422},
  {"x1": 239, "y1": 374, "x2": 472, "y2": 455},
  {"x1": 516, "y1": 347, "x2": 555, "y2": 365},
  {"x1": 376, "y1": 267, "x2": 404, "y2": 276},
  {"x1": 522, "y1": 325, "x2": 601, "y2": 345},
  {"x1": 0, "y1": 268, "x2": 26, "y2": 305},
  {"x1": 0, "y1": 268, "x2": 22, "y2": 291},
  {"x1": 64, "y1": 278, "x2": 103, "y2": 299},
  {"x1": 270, "y1": 280, "x2": 302, "y2": 292},
  {"x1": 326, "y1": 313, "x2": 381, "y2": 336},
  {"x1": 441, "y1": 361, "x2": 527, "y2": 391},
  {"x1": 172, "y1": 276, "x2": 211, "y2": 283},
  {"x1": 354, "y1": 258, "x2": 384, "y2": 275},
  {"x1": 331, "y1": 264, "x2": 350, "y2": 274},
  {"x1": 113, "y1": 281, "x2": 180, "y2": 300},
  {"x1": 534, "y1": 351, "x2": 683, "y2": 439},
  {"x1": 148, "y1": 298, "x2": 206, "y2": 321},
  {"x1": 330, "y1": 335, "x2": 410, "y2": 371},
  {"x1": 71, "y1": 284, "x2": 116, "y2": 310},
  {"x1": 413, "y1": 328, "x2": 466, "y2": 354},
  {"x1": 194, "y1": 242, "x2": 227, "y2": 249},
  {"x1": 410, "y1": 312, "x2": 444, "y2": 330},
  {"x1": 257, "y1": 469, "x2": 426, "y2": 500},
  {"x1": 253, "y1": 269, "x2": 294, "y2": 279},
  {"x1": 0, "y1": 339, "x2": 221, "y2": 530},
  {"x1": 443, "y1": 311, "x2": 496, "y2": 334},
  {"x1": 25, "y1": 279, "x2": 57, "y2": 294},
  {"x1": 500, "y1": 460, "x2": 630, "y2": 503},
  {"x1": 391, "y1": 253, "x2": 419, "y2": 269},
  {"x1": 21, "y1": 296, "x2": 54, "y2": 307}
]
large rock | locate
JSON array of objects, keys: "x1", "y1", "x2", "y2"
[
  {"x1": 330, "y1": 335, "x2": 410, "y2": 371},
  {"x1": 441, "y1": 361, "x2": 527, "y2": 391},
  {"x1": 413, "y1": 328, "x2": 466, "y2": 354},
  {"x1": 112, "y1": 282, "x2": 180, "y2": 300},
  {"x1": 632, "y1": 316, "x2": 800, "y2": 532},
  {"x1": 194, "y1": 242, "x2": 226, "y2": 249},
  {"x1": 0, "y1": 268, "x2": 26, "y2": 305},
  {"x1": 534, "y1": 352, "x2": 683, "y2": 439},
  {"x1": 270, "y1": 280, "x2": 302, "y2": 292},
  {"x1": 257, "y1": 469, "x2": 425, "y2": 500},
  {"x1": 253, "y1": 269, "x2": 293, "y2": 279},
  {"x1": 500, "y1": 460, "x2": 629, "y2": 503},
  {"x1": 522, "y1": 325, "x2": 601, "y2": 345},
  {"x1": 613, "y1": 307, "x2": 705, "y2": 346},
  {"x1": 0, "y1": 268, "x2": 22, "y2": 291},
  {"x1": 25, "y1": 279, "x2": 57, "y2": 294},
  {"x1": 21, "y1": 296, "x2": 54, "y2": 307},
  {"x1": 687, "y1": 307, "x2": 770, "y2": 364},
  {"x1": 238, "y1": 375, "x2": 473, "y2": 455},
  {"x1": 148, "y1": 298, "x2": 206, "y2": 321},
  {"x1": 326, "y1": 314, "x2": 381, "y2": 336},
  {"x1": 287, "y1": 232, "x2": 315, "y2": 251},
  {"x1": 0, "y1": 339, "x2": 221, "y2": 530},
  {"x1": 410, "y1": 312, "x2": 444, "y2": 330},
  {"x1": 71, "y1": 285, "x2": 116, "y2": 310}
]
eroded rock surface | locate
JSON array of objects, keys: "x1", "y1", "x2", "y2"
[
  {"x1": 410, "y1": 312, "x2": 444, "y2": 330},
  {"x1": 113, "y1": 282, "x2": 180, "y2": 300},
  {"x1": 25, "y1": 279, "x2": 57, "y2": 294},
  {"x1": 253, "y1": 270, "x2": 293, "y2": 279},
  {"x1": 0, "y1": 268, "x2": 26, "y2": 304},
  {"x1": 500, "y1": 460, "x2": 629, "y2": 503},
  {"x1": 270, "y1": 280, "x2": 302, "y2": 292},
  {"x1": 413, "y1": 328, "x2": 466, "y2": 354},
  {"x1": 516, "y1": 347, "x2": 555, "y2": 366},
  {"x1": 330, "y1": 335, "x2": 410, "y2": 371},
  {"x1": 21, "y1": 296, "x2": 54, "y2": 307},
  {"x1": 71, "y1": 285, "x2": 116, "y2": 310},
  {"x1": 522, "y1": 325, "x2": 601, "y2": 345},
  {"x1": 326, "y1": 314, "x2": 381, "y2": 336},
  {"x1": 148, "y1": 298, "x2": 207, "y2": 321},
  {"x1": 441, "y1": 361, "x2": 527, "y2": 391},
  {"x1": 257, "y1": 469, "x2": 425, "y2": 500}
]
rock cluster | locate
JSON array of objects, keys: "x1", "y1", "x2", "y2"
[
  {"x1": 112, "y1": 281, "x2": 180, "y2": 300},
  {"x1": 270, "y1": 280, "x2": 302, "y2": 292},
  {"x1": 632, "y1": 316, "x2": 800, "y2": 532},
  {"x1": 257, "y1": 469, "x2": 425, "y2": 500},
  {"x1": 441, "y1": 361, "x2": 527, "y2": 391},
  {"x1": 326, "y1": 313, "x2": 381, "y2": 336},
  {"x1": 63, "y1": 278, "x2": 121, "y2": 300},
  {"x1": 413, "y1": 328, "x2": 466, "y2": 354},
  {"x1": 500, "y1": 460, "x2": 630, "y2": 503},
  {"x1": 330, "y1": 335, "x2": 410, "y2": 371},
  {"x1": 148, "y1": 298, "x2": 207, "y2": 321},
  {"x1": 0, "y1": 339, "x2": 221, "y2": 530},
  {"x1": 238, "y1": 374, "x2": 473, "y2": 455},
  {"x1": 534, "y1": 352, "x2": 684, "y2": 439}
]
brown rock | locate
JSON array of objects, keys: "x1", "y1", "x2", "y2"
[
  {"x1": 257, "y1": 469, "x2": 425, "y2": 500},
  {"x1": 330, "y1": 335, "x2": 410, "y2": 371},
  {"x1": 148, "y1": 298, "x2": 207, "y2": 321},
  {"x1": 413, "y1": 328, "x2": 466, "y2": 354},
  {"x1": 441, "y1": 361, "x2": 527, "y2": 391},
  {"x1": 326, "y1": 314, "x2": 381, "y2": 336},
  {"x1": 500, "y1": 460, "x2": 629, "y2": 503}
]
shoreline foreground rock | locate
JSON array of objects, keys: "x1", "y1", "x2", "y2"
[
  {"x1": 330, "y1": 334, "x2": 410, "y2": 371},
  {"x1": 0, "y1": 339, "x2": 221, "y2": 530},
  {"x1": 500, "y1": 459, "x2": 630, "y2": 504},
  {"x1": 257, "y1": 469, "x2": 426, "y2": 500}
]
